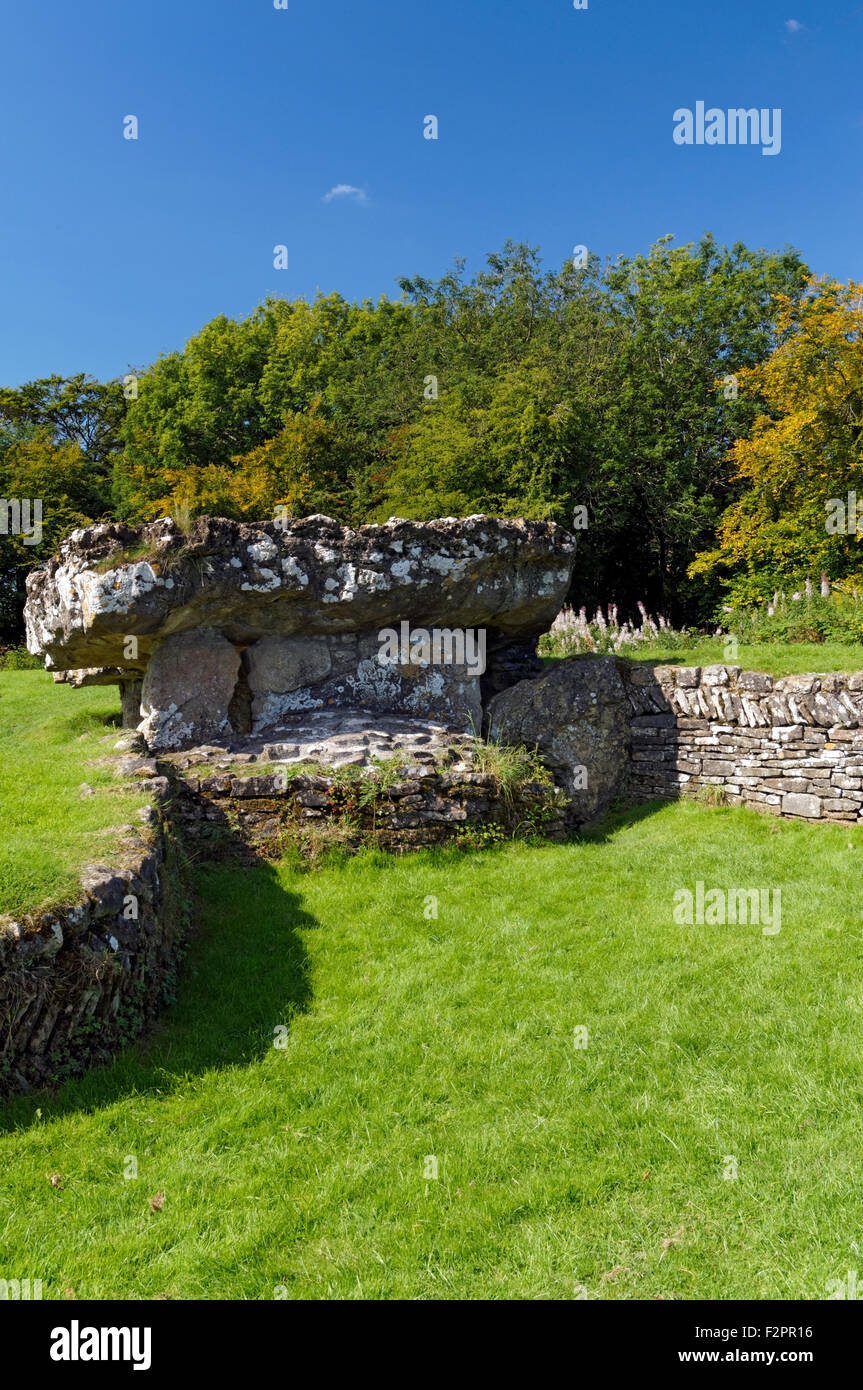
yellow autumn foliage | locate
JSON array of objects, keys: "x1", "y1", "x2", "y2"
[
  {"x1": 691, "y1": 277, "x2": 863, "y2": 605},
  {"x1": 149, "y1": 400, "x2": 340, "y2": 526}
]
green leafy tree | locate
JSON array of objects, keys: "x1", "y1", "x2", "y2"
[{"x1": 2, "y1": 234, "x2": 811, "y2": 636}]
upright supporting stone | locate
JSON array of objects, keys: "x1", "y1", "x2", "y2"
[
  {"x1": 139, "y1": 629, "x2": 240, "y2": 750},
  {"x1": 488, "y1": 654, "x2": 631, "y2": 825},
  {"x1": 243, "y1": 631, "x2": 484, "y2": 734},
  {"x1": 120, "y1": 679, "x2": 143, "y2": 729}
]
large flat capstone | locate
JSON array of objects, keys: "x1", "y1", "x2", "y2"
[{"x1": 26, "y1": 514, "x2": 576, "y2": 750}]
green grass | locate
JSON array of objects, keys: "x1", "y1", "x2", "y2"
[
  {"x1": 542, "y1": 636, "x2": 863, "y2": 676},
  {"x1": 3, "y1": 662, "x2": 863, "y2": 1300},
  {"x1": 0, "y1": 671, "x2": 147, "y2": 917},
  {"x1": 1, "y1": 799, "x2": 863, "y2": 1300},
  {"x1": 624, "y1": 638, "x2": 863, "y2": 677}
]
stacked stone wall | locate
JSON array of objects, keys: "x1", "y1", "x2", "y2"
[
  {"x1": 0, "y1": 800, "x2": 187, "y2": 1096},
  {"x1": 624, "y1": 662, "x2": 863, "y2": 821},
  {"x1": 170, "y1": 765, "x2": 566, "y2": 857}
]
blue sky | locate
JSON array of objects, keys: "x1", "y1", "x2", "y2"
[{"x1": 1, "y1": 0, "x2": 860, "y2": 387}]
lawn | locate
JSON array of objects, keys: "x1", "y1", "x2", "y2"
[
  {"x1": 1, "y1": 797, "x2": 862, "y2": 1300},
  {"x1": 0, "y1": 672, "x2": 148, "y2": 918},
  {"x1": 626, "y1": 639, "x2": 863, "y2": 677}
]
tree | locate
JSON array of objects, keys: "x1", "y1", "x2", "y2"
[
  {"x1": 149, "y1": 400, "x2": 353, "y2": 523},
  {"x1": 0, "y1": 376, "x2": 126, "y2": 640},
  {"x1": 116, "y1": 306, "x2": 284, "y2": 519},
  {"x1": 584, "y1": 234, "x2": 809, "y2": 621},
  {"x1": 378, "y1": 235, "x2": 810, "y2": 622},
  {"x1": 0, "y1": 430, "x2": 103, "y2": 641},
  {"x1": 0, "y1": 373, "x2": 125, "y2": 462},
  {"x1": 690, "y1": 278, "x2": 863, "y2": 605},
  {"x1": 31, "y1": 233, "x2": 810, "y2": 629}
]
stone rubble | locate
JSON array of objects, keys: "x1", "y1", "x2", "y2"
[{"x1": 158, "y1": 708, "x2": 472, "y2": 772}]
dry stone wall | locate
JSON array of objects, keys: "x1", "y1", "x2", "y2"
[
  {"x1": 624, "y1": 662, "x2": 863, "y2": 821},
  {"x1": 0, "y1": 799, "x2": 188, "y2": 1096},
  {"x1": 170, "y1": 763, "x2": 567, "y2": 859}
]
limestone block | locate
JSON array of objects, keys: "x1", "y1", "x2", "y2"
[
  {"x1": 781, "y1": 792, "x2": 822, "y2": 818},
  {"x1": 488, "y1": 654, "x2": 630, "y2": 826},
  {"x1": 139, "y1": 629, "x2": 240, "y2": 751}
]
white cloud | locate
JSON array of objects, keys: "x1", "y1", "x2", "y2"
[
  {"x1": 322, "y1": 184, "x2": 368, "y2": 204},
  {"x1": 784, "y1": 18, "x2": 804, "y2": 32}
]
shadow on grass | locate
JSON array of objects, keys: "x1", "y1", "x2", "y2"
[
  {"x1": 0, "y1": 853, "x2": 318, "y2": 1133},
  {"x1": 574, "y1": 796, "x2": 675, "y2": 843},
  {"x1": 0, "y1": 783, "x2": 675, "y2": 1134},
  {"x1": 67, "y1": 709, "x2": 124, "y2": 734}
]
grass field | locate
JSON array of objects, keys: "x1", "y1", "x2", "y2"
[
  {"x1": 626, "y1": 639, "x2": 863, "y2": 677},
  {"x1": 1, "y1": 797, "x2": 862, "y2": 1300},
  {"x1": 0, "y1": 672, "x2": 147, "y2": 917},
  {"x1": 3, "y1": 664, "x2": 863, "y2": 1301}
]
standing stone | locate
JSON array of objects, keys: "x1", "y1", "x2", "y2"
[
  {"x1": 244, "y1": 630, "x2": 484, "y2": 734},
  {"x1": 245, "y1": 635, "x2": 333, "y2": 729},
  {"x1": 139, "y1": 630, "x2": 240, "y2": 751},
  {"x1": 120, "y1": 679, "x2": 143, "y2": 729},
  {"x1": 488, "y1": 654, "x2": 631, "y2": 825}
]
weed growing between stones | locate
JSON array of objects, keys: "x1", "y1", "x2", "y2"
[
  {"x1": 463, "y1": 735, "x2": 553, "y2": 803},
  {"x1": 322, "y1": 756, "x2": 411, "y2": 816},
  {"x1": 89, "y1": 521, "x2": 192, "y2": 577},
  {"x1": 692, "y1": 783, "x2": 729, "y2": 808},
  {"x1": 292, "y1": 751, "x2": 560, "y2": 861},
  {"x1": 512, "y1": 798, "x2": 564, "y2": 840},
  {"x1": 281, "y1": 820, "x2": 362, "y2": 869},
  {"x1": 451, "y1": 822, "x2": 507, "y2": 850}
]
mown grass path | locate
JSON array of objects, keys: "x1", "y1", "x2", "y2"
[{"x1": 1, "y1": 799, "x2": 862, "y2": 1299}]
